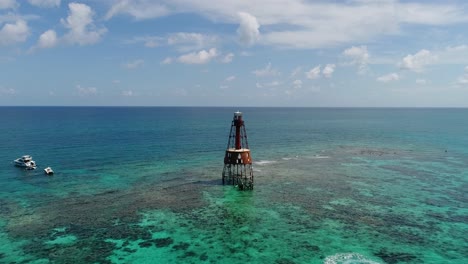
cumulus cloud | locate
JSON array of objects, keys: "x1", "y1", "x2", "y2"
[
  {"x1": 61, "y1": 3, "x2": 106, "y2": 45},
  {"x1": 177, "y1": 48, "x2": 218, "y2": 64},
  {"x1": 343, "y1": 45, "x2": 369, "y2": 74},
  {"x1": 225, "y1": 75, "x2": 236, "y2": 82},
  {"x1": 37, "y1": 29, "x2": 57, "y2": 49},
  {"x1": 252, "y1": 63, "x2": 279, "y2": 77},
  {"x1": 377, "y1": 73, "x2": 400, "y2": 82},
  {"x1": 0, "y1": 19, "x2": 29, "y2": 46},
  {"x1": 76, "y1": 85, "x2": 97, "y2": 96},
  {"x1": 237, "y1": 12, "x2": 260, "y2": 46},
  {"x1": 399, "y1": 49, "x2": 436, "y2": 72},
  {"x1": 306, "y1": 66, "x2": 321, "y2": 80},
  {"x1": 105, "y1": 0, "x2": 169, "y2": 20},
  {"x1": 0, "y1": 0, "x2": 17, "y2": 9},
  {"x1": 322, "y1": 64, "x2": 336, "y2": 78},
  {"x1": 123, "y1": 59, "x2": 144, "y2": 69},
  {"x1": 28, "y1": 0, "x2": 60, "y2": 8},
  {"x1": 456, "y1": 66, "x2": 468, "y2": 86}
]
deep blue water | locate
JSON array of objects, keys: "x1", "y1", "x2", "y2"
[{"x1": 0, "y1": 107, "x2": 467, "y2": 263}]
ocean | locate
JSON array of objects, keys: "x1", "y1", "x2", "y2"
[{"x1": 0, "y1": 107, "x2": 467, "y2": 263}]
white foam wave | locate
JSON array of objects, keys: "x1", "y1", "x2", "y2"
[
  {"x1": 324, "y1": 253, "x2": 381, "y2": 264},
  {"x1": 281, "y1": 156, "x2": 299, "y2": 160},
  {"x1": 311, "y1": 155, "x2": 330, "y2": 159},
  {"x1": 254, "y1": 160, "x2": 277, "y2": 165}
]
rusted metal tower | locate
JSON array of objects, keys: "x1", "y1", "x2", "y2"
[{"x1": 222, "y1": 111, "x2": 254, "y2": 190}]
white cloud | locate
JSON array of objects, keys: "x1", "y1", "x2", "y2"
[
  {"x1": 399, "y1": 49, "x2": 436, "y2": 72},
  {"x1": 104, "y1": 1, "x2": 468, "y2": 49},
  {"x1": 290, "y1": 67, "x2": 302, "y2": 78},
  {"x1": 225, "y1": 75, "x2": 236, "y2": 82},
  {"x1": 343, "y1": 45, "x2": 369, "y2": 74},
  {"x1": 177, "y1": 48, "x2": 218, "y2": 64},
  {"x1": 61, "y1": 3, "x2": 106, "y2": 45},
  {"x1": 121, "y1": 90, "x2": 134, "y2": 96},
  {"x1": 237, "y1": 12, "x2": 260, "y2": 46},
  {"x1": 256, "y1": 81, "x2": 281, "y2": 89},
  {"x1": 220, "y1": 85, "x2": 229, "y2": 89},
  {"x1": 125, "y1": 36, "x2": 162, "y2": 48},
  {"x1": 322, "y1": 64, "x2": 336, "y2": 78},
  {"x1": 292, "y1": 79, "x2": 302, "y2": 89},
  {"x1": 127, "y1": 32, "x2": 218, "y2": 52},
  {"x1": 144, "y1": 39, "x2": 158, "y2": 48},
  {"x1": 28, "y1": 0, "x2": 60, "y2": 8},
  {"x1": 0, "y1": 19, "x2": 29, "y2": 46},
  {"x1": 417, "y1": 45, "x2": 468, "y2": 65},
  {"x1": 167, "y1": 32, "x2": 218, "y2": 52},
  {"x1": 37, "y1": 29, "x2": 57, "y2": 49},
  {"x1": 416, "y1": 79, "x2": 427, "y2": 85},
  {"x1": 220, "y1": 53, "x2": 234, "y2": 63},
  {"x1": 456, "y1": 66, "x2": 468, "y2": 86},
  {"x1": 76, "y1": 85, "x2": 97, "y2": 96},
  {"x1": 266, "y1": 81, "x2": 280, "y2": 86},
  {"x1": 252, "y1": 63, "x2": 279, "y2": 77},
  {"x1": 161, "y1": 57, "x2": 173, "y2": 64},
  {"x1": 0, "y1": 86, "x2": 16, "y2": 95},
  {"x1": 124, "y1": 59, "x2": 144, "y2": 69},
  {"x1": 105, "y1": 0, "x2": 169, "y2": 20},
  {"x1": 445, "y1": 45, "x2": 468, "y2": 52},
  {"x1": 239, "y1": 51, "x2": 252, "y2": 56},
  {"x1": 0, "y1": 0, "x2": 17, "y2": 9},
  {"x1": 377, "y1": 73, "x2": 400, "y2": 82},
  {"x1": 306, "y1": 66, "x2": 321, "y2": 80}
]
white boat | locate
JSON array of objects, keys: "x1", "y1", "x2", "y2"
[
  {"x1": 14, "y1": 155, "x2": 37, "y2": 170},
  {"x1": 44, "y1": 167, "x2": 54, "y2": 175}
]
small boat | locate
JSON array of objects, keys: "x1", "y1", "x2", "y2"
[
  {"x1": 44, "y1": 167, "x2": 54, "y2": 175},
  {"x1": 14, "y1": 155, "x2": 37, "y2": 170}
]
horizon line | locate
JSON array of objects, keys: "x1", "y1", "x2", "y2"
[{"x1": 1, "y1": 105, "x2": 468, "y2": 109}]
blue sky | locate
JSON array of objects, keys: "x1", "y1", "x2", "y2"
[{"x1": 1, "y1": 0, "x2": 468, "y2": 107}]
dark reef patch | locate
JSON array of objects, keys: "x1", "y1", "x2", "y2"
[
  {"x1": 173, "y1": 242, "x2": 190, "y2": 251},
  {"x1": 152, "y1": 237, "x2": 174, "y2": 248},
  {"x1": 275, "y1": 258, "x2": 296, "y2": 264},
  {"x1": 1, "y1": 176, "x2": 209, "y2": 263},
  {"x1": 374, "y1": 248, "x2": 418, "y2": 264}
]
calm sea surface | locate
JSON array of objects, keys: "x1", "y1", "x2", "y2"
[{"x1": 0, "y1": 107, "x2": 467, "y2": 263}]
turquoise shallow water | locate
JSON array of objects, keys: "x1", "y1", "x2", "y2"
[{"x1": 0, "y1": 107, "x2": 467, "y2": 263}]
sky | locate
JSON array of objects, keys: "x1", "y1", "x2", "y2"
[{"x1": 1, "y1": 0, "x2": 468, "y2": 107}]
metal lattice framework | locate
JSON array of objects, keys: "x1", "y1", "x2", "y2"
[{"x1": 222, "y1": 111, "x2": 254, "y2": 190}]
